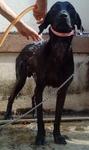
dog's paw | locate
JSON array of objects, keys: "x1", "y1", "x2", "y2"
[
  {"x1": 4, "y1": 113, "x2": 13, "y2": 120},
  {"x1": 35, "y1": 134, "x2": 46, "y2": 145},
  {"x1": 53, "y1": 133, "x2": 67, "y2": 145}
]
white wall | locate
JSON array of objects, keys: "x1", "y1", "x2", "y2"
[
  {"x1": 0, "y1": 53, "x2": 89, "y2": 111},
  {"x1": 0, "y1": 0, "x2": 89, "y2": 32}
]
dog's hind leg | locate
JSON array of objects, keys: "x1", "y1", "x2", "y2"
[
  {"x1": 5, "y1": 61, "x2": 27, "y2": 119},
  {"x1": 5, "y1": 77, "x2": 26, "y2": 119}
]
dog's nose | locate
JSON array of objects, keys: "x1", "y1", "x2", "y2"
[{"x1": 60, "y1": 10, "x2": 68, "y2": 18}]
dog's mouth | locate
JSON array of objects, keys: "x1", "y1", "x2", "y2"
[{"x1": 50, "y1": 26, "x2": 74, "y2": 37}]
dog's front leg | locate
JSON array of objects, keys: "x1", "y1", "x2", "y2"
[
  {"x1": 34, "y1": 83, "x2": 45, "y2": 145},
  {"x1": 53, "y1": 86, "x2": 68, "y2": 145}
]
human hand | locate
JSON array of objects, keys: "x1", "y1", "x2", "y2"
[
  {"x1": 16, "y1": 21, "x2": 42, "y2": 41},
  {"x1": 33, "y1": 4, "x2": 44, "y2": 23},
  {"x1": 33, "y1": 1, "x2": 47, "y2": 24}
]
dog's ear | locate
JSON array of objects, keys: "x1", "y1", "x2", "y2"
[
  {"x1": 39, "y1": 2, "x2": 58, "y2": 34},
  {"x1": 66, "y1": 2, "x2": 84, "y2": 32},
  {"x1": 75, "y1": 12, "x2": 84, "y2": 31},
  {"x1": 39, "y1": 11, "x2": 52, "y2": 34}
]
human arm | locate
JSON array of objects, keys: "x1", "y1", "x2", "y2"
[{"x1": 0, "y1": 0, "x2": 41, "y2": 40}]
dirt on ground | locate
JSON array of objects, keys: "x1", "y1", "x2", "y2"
[
  {"x1": 0, "y1": 95, "x2": 89, "y2": 150},
  {"x1": 0, "y1": 121, "x2": 89, "y2": 150}
]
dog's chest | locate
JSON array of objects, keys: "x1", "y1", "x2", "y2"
[
  {"x1": 44, "y1": 56, "x2": 65, "y2": 87},
  {"x1": 35, "y1": 44, "x2": 72, "y2": 87},
  {"x1": 43, "y1": 49, "x2": 73, "y2": 87}
]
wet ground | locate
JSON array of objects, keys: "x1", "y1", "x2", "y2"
[{"x1": 0, "y1": 121, "x2": 89, "y2": 150}]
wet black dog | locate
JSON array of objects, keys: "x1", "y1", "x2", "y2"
[{"x1": 5, "y1": 1, "x2": 83, "y2": 145}]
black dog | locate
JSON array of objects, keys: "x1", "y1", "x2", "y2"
[{"x1": 5, "y1": 1, "x2": 83, "y2": 145}]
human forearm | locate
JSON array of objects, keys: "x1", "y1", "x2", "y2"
[
  {"x1": 36, "y1": 0, "x2": 47, "y2": 11},
  {"x1": 0, "y1": 1, "x2": 26, "y2": 34},
  {"x1": 0, "y1": 0, "x2": 18, "y2": 22},
  {"x1": 0, "y1": 0, "x2": 41, "y2": 40}
]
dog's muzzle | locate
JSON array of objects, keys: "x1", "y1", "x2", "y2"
[{"x1": 50, "y1": 26, "x2": 74, "y2": 37}]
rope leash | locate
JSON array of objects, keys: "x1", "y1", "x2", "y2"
[
  {"x1": 0, "y1": 5, "x2": 34, "y2": 47},
  {"x1": 0, "y1": 73, "x2": 74, "y2": 129}
]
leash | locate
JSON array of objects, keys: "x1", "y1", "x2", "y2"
[
  {"x1": 0, "y1": 73, "x2": 74, "y2": 130},
  {"x1": 0, "y1": 5, "x2": 34, "y2": 47}
]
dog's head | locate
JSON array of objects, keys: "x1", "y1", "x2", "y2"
[{"x1": 39, "y1": 1, "x2": 83, "y2": 34}]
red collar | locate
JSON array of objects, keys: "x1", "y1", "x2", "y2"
[{"x1": 50, "y1": 26, "x2": 74, "y2": 37}]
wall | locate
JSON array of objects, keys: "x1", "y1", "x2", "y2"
[
  {"x1": 0, "y1": 52, "x2": 89, "y2": 111},
  {"x1": 0, "y1": 34, "x2": 89, "y2": 111},
  {"x1": 0, "y1": 0, "x2": 89, "y2": 112},
  {"x1": 0, "y1": 0, "x2": 89, "y2": 32}
]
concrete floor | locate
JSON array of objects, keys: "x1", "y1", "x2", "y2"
[{"x1": 0, "y1": 121, "x2": 89, "y2": 150}]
